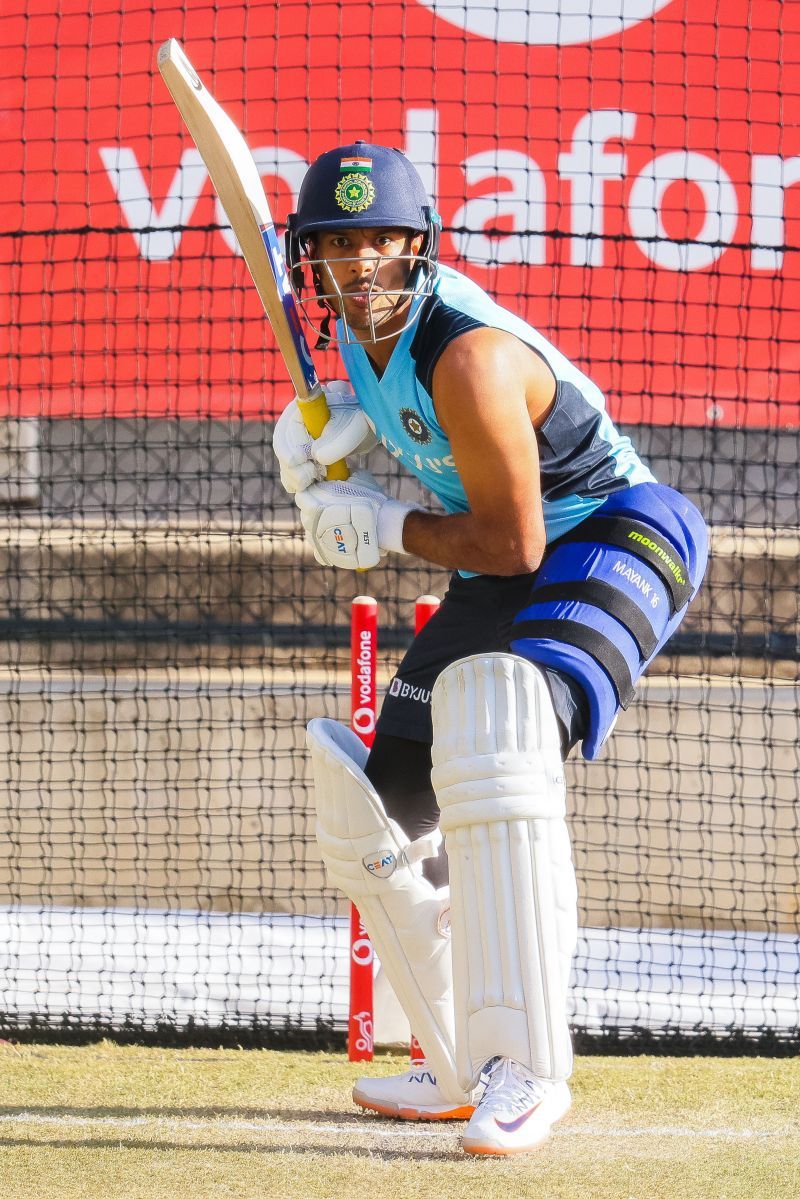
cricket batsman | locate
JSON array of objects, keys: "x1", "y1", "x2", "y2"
[{"x1": 272, "y1": 141, "x2": 708, "y2": 1155}]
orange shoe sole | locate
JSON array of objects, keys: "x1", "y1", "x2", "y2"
[
  {"x1": 354, "y1": 1096, "x2": 476, "y2": 1121},
  {"x1": 462, "y1": 1139, "x2": 548, "y2": 1155}
]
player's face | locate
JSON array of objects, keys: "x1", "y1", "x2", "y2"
[{"x1": 315, "y1": 228, "x2": 425, "y2": 339}]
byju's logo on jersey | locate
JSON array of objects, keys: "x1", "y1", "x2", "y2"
[
  {"x1": 335, "y1": 173, "x2": 376, "y2": 213},
  {"x1": 389, "y1": 677, "x2": 432, "y2": 705},
  {"x1": 400, "y1": 407, "x2": 432, "y2": 445}
]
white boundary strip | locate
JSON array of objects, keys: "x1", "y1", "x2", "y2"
[
  {"x1": 4, "y1": 905, "x2": 799, "y2": 1036},
  {"x1": 0, "y1": 1111, "x2": 792, "y2": 1142}
]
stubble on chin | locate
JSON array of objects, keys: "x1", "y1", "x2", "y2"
[{"x1": 342, "y1": 289, "x2": 413, "y2": 338}]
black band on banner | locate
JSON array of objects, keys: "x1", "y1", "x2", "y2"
[
  {"x1": 527, "y1": 579, "x2": 659, "y2": 660},
  {"x1": 557, "y1": 517, "x2": 692, "y2": 613},
  {"x1": 511, "y1": 617, "x2": 636, "y2": 709}
]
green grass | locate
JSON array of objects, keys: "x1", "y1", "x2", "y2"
[{"x1": 1, "y1": 1043, "x2": 798, "y2": 1199}]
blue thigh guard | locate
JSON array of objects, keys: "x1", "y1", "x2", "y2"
[{"x1": 510, "y1": 482, "x2": 708, "y2": 760}]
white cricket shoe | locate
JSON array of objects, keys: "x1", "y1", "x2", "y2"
[
  {"x1": 461, "y1": 1057, "x2": 571, "y2": 1155},
  {"x1": 353, "y1": 1062, "x2": 479, "y2": 1121}
]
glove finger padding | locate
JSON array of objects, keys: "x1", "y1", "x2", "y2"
[
  {"x1": 310, "y1": 387, "x2": 378, "y2": 467},
  {"x1": 272, "y1": 384, "x2": 377, "y2": 497},
  {"x1": 272, "y1": 400, "x2": 324, "y2": 495},
  {"x1": 317, "y1": 501, "x2": 379, "y2": 565},
  {"x1": 298, "y1": 494, "x2": 381, "y2": 571}
]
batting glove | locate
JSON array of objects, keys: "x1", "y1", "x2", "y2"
[
  {"x1": 295, "y1": 470, "x2": 419, "y2": 570},
  {"x1": 272, "y1": 380, "x2": 378, "y2": 495}
]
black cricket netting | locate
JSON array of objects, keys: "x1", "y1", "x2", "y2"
[{"x1": 0, "y1": 0, "x2": 798, "y2": 1051}]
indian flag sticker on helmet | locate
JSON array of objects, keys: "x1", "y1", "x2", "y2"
[
  {"x1": 340, "y1": 156, "x2": 373, "y2": 172},
  {"x1": 334, "y1": 172, "x2": 377, "y2": 213}
]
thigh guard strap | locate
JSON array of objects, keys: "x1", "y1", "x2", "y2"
[{"x1": 511, "y1": 482, "x2": 709, "y2": 758}]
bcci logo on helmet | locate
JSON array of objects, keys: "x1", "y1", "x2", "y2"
[{"x1": 335, "y1": 173, "x2": 376, "y2": 213}]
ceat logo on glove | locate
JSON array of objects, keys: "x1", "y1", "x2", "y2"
[
  {"x1": 363, "y1": 850, "x2": 397, "y2": 878},
  {"x1": 333, "y1": 527, "x2": 347, "y2": 554},
  {"x1": 414, "y1": 0, "x2": 672, "y2": 45}
]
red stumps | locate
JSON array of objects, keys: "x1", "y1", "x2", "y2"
[{"x1": 348, "y1": 596, "x2": 378, "y2": 1061}]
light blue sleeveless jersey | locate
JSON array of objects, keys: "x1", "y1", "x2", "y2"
[{"x1": 338, "y1": 264, "x2": 655, "y2": 544}]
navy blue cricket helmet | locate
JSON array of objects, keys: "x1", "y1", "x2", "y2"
[
  {"x1": 286, "y1": 141, "x2": 440, "y2": 344},
  {"x1": 288, "y1": 140, "x2": 437, "y2": 238}
]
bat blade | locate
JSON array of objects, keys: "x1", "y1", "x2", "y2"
[{"x1": 157, "y1": 38, "x2": 347, "y2": 470}]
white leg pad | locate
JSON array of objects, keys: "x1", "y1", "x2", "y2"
[
  {"x1": 431, "y1": 654, "x2": 578, "y2": 1091},
  {"x1": 307, "y1": 717, "x2": 464, "y2": 1103}
]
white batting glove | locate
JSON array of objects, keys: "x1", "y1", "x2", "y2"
[
  {"x1": 272, "y1": 380, "x2": 378, "y2": 495},
  {"x1": 295, "y1": 470, "x2": 419, "y2": 571}
]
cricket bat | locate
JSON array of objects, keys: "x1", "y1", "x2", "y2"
[{"x1": 157, "y1": 38, "x2": 348, "y2": 479}]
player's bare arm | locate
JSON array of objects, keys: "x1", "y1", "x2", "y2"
[{"x1": 401, "y1": 326, "x2": 556, "y2": 575}]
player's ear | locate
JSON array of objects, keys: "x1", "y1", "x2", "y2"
[{"x1": 410, "y1": 232, "x2": 424, "y2": 256}]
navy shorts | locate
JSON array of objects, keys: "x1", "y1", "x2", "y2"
[{"x1": 376, "y1": 482, "x2": 708, "y2": 760}]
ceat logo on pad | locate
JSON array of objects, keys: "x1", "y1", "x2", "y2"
[
  {"x1": 363, "y1": 851, "x2": 397, "y2": 878},
  {"x1": 414, "y1": 0, "x2": 673, "y2": 45}
]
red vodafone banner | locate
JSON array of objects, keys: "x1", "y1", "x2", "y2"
[{"x1": 2, "y1": 0, "x2": 798, "y2": 425}]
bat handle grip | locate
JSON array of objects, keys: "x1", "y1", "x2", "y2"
[
  {"x1": 296, "y1": 390, "x2": 350, "y2": 481},
  {"x1": 296, "y1": 385, "x2": 368, "y2": 572},
  {"x1": 324, "y1": 460, "x2": 350, "y2": 482}
]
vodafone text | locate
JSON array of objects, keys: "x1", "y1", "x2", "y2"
[
  {"x1": 109, "y1": 108, "x2": 795, "y2": 274},
  {"x1": 352, "y1": 629, "x2": 376, "y2": 737}
]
